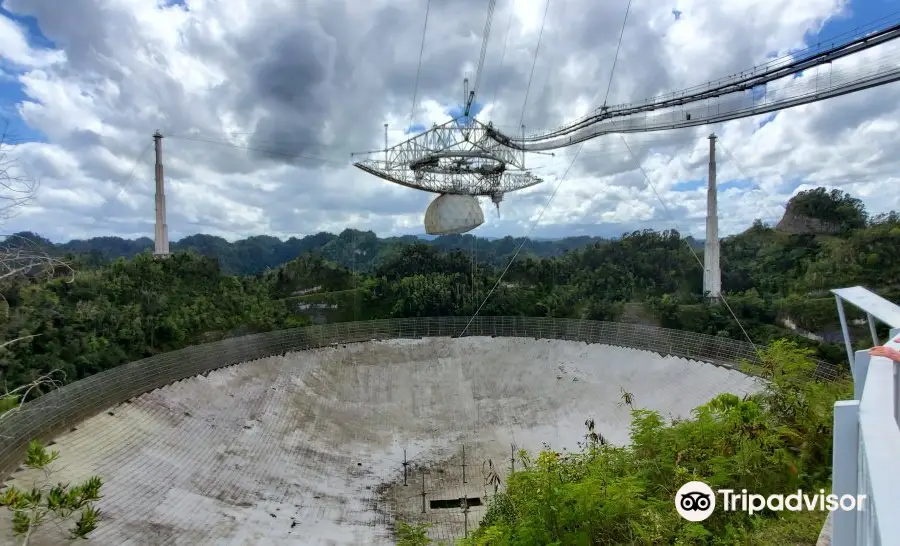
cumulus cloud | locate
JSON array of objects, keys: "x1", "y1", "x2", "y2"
[
  {"x1": 0, "y1": 0, "x2": 898, "y2": 242},
  {"x1": 0, "y1": 14, "x2": 65, "y2": 69}
]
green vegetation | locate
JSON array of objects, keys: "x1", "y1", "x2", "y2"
[
  {"x1": 784, "y1": 187, "x2": 868, "y2": 233},
  {"x1": 5, "y1": 188, "x2": 899, "y2": 391},
  {"x1": 0, "y1": 186, "x2": 897, "y2": 543},
  {"x1": 397, "y1": 521, "x2": 446, "y2": 546},
  {"x1": 0, "y1": 440, "x2": 103, "y2": 545},
  {"x1": 0, "y1": 252, "x2": 303, "y2": 389},
  {"x1": 400, "y1": 341, "x2": 849, "y2": 545},
  {"x1": 20, "y1": 230, "x2": 616, "y2": 276}
]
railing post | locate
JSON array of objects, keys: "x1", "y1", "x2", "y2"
[
  {"x1": 835, "y1": 295, "x2": 855, "y2": 368},
  {"x1": 891, "y1": 327, "x2": 900, "y2": 426},
  {"x1": 828, "y1": 288, "x2": 900, "y2": 545},
  {"x1": 832, "y1": 400, "x2": 860, "y2": 546},
  {"x1": 852, "y1": 350, "x2": 871, "y2": 401},
  {"x1": 866, "y1": 313, "x2": 879, "y2": 347}
]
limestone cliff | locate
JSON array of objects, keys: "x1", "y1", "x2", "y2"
[
  {"x1": 775, "y1": 208, "x2": 842, "y2": 234},
  {"x1": 775, "y1": 187, "x2": 866, "y2": 235}
]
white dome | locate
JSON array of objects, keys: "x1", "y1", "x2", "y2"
[{"x1": 424, "y1": 193, "x2": 484, "y2": 235}]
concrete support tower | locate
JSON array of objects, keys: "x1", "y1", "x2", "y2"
[
  {"x1": 153, "y1": 131, "x2": 170, "y2": 256},
  {"x1": 703, "y1": 133, "x2": 722, "y2": 300}
]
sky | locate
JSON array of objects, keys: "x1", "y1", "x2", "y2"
[{"x1": 1, "y1": 0, "x2": 900, "y2": 243}]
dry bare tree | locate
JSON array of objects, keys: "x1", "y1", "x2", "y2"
[
  {"x1": 0, "y1": 121, "x2": 74, "y2": 347},
  {"x1": 0, "y1": 122, "x2": 74, "y2": 420},
  {"x1": 0, "y1": 124, "x2": 96, "y2": 545},
  {"x1": 0, "y1": 370, "x2": 67, "y2": 426},
  {"x1": 0, "y1": 233, "x2": 74, "y2": 285},
  {"x1": 0, "y1": 122, "x2": 38, "y2": 224}
]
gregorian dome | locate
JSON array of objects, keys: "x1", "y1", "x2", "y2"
[{"x1": 423, "y1": 193, "x2": 485, "y2": 235}]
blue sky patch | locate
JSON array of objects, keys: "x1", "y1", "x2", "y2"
[
  {"x1": 446, "y1": 101, "x2": 484, "y2": 121},
  {"x1": 749, "y1": 85, "x2": 767, "y2": 102},
  {"x1": 405, "y1": 123, "x2": 426, "y2": 135},
  {"x1": 0, "y1": 2, "x2": 54, "y2": 142},
  {"x1": 0, "y1": 4, "x2": 55, "y2": 49},
  {"x1": 804, "y1": 1, "x2": 864, "y2": 45},
  {"x1": 0, "y1": 75, "x2": 43, "y2": 142},
  {"x1": 756, "y1": 112, "x2": 777, "y2": 129},
  {"x1": 782, "y1": 177, "x2": 809, "y2": 193},
  {"x1": 671, "y1": 179, "x2": 706, "y2": 192},
  {"x1": 719, "y1": 178, "x2": 755, "y2": 191}
]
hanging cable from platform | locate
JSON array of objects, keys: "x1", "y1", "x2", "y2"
[
  {"x1": 352, "y1": 0, "x2": 542, "y2": 235},
  {"x1": 489, "y1": 7, "x2": 515, "y2": 110},
  {"x1": 465, "y1": 0, "x2": 498, "y2": 118},
  {"x1": 715, "y1": 137, "x2": 786, "y2": 225},
  {"x1": 458, "y1": 0, "x2": 635, "y2": 337},
  {"x1": 518, "y1": 0, "x2": 551, "y2": 130},
  {"x1": 600, "y1": 0, "x2": 631, "y2": 109},
  {"x1": 408, "y1": 0, "x2": 432, "y2": 128},
  {"x1": 617, "y1": 133, "x2": 759, "y2": 352}
]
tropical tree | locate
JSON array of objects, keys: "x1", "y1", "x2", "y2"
[{"x1": 0, "y1": 440, "x2": 103, "y2": 545}]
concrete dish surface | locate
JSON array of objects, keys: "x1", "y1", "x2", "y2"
[{"x1": 0, "y1": 337, "x2": 759, "y2": 545}]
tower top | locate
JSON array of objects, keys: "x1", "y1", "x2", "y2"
[{"x1": 708, "y1": 133, "x2": 717, "y2": 140}]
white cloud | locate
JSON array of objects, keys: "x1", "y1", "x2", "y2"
[
  {"x1": 0, "y1": 0, "x2": 897, "y2": 244},
  {"x1": 0, "y1": 15, "x2": 65, "y2": 68}
]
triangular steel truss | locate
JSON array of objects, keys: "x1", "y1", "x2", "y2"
[{"x1": 354, "y1": 118, "x2": 543, "y2": 197}]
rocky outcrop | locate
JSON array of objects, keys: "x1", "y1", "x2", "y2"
[{"x1": 775, "y1": 206, "x2": 842, "y2": 234}]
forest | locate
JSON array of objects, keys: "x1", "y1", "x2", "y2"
[
  {"x1": 18, "y1": 228, "x2": 627, "y2": 276},
  {"x1": 1, "y1": 186, "x2": 898, "y2": 544},
  {"x1": 3, "y1": 186, "x2": 897, "y2": 391},
  {"x1": 403, "y1": 340, "x2": 851, "y2": 545}
]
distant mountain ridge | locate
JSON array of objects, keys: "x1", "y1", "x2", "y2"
[
  {"x1": 7, "y1": 227, "x2": 709, "y2": 277},
  {"x1": 12, "y1": 230, "x2": 622, "y2": 276}
]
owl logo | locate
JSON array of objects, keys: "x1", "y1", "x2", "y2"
[{"x1": 675, "y1": 481, "x2": 716, "y2": 522}]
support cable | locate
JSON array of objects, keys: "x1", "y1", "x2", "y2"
[
  {"x1": 408, "y1": 0, "x2": 433, "y2": 127},
  {"x1": 518, "y1": 0, "x2": 552, "y2": 129},
  {"x1": 470, "y1": 0, "x2": 498, "y2": 106},
  {"x1": 459, "y1": 0, "x2": 632, "y2": 337},
  {"x1": 617, "y1": 134, "x2": 759, "y2": 352},
  {"x1": 600, "y1": 0, "x2": 632, "y2": 108},
  {"x1": 492, "y1": 12, "x2": 900, "y2": 147},
  {"x1": 127, "y1": 141, "x2": 153, "y2": 184},
  {"x1": 715, "y1": 138, "x2": 785, "y2": 223},
  {"x1": 489, "y1": 6, "x2": 516, "y2": 110},
  {"x1": 112, "y1": 141, "x2": 153, "y2": 201},
  {"x1": 461, "y1": 0, "x2": 497, "y2": 318},
  {"x1": 457, "y1": 143, "x2": 586, "y2": 338},
  {"x1": 401, "y1": 2, "x2": 439, "y2": 469}
]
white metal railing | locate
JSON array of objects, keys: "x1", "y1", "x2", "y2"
[{"x1": 830, "y1": 286, "x2": 900, "y2": 546}]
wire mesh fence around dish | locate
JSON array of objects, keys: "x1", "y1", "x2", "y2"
[{"x1": 0, "y1": 316, "x2": 841, "y2": 481}]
